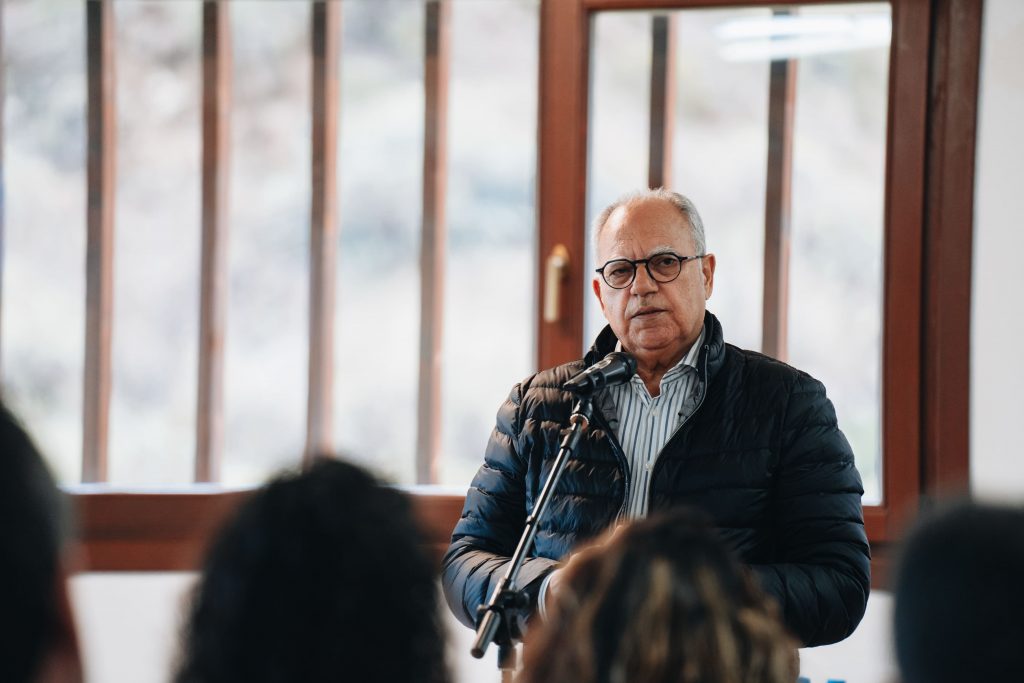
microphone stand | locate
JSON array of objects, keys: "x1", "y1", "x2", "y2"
[{"x1": 471, "y1": 393, "x2": 595, "y2": 680}]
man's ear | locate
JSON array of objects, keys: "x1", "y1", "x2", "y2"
[
  {"x1": 701, "y1": 253, "x2": 716, "y2": 300},
  {"x1": 592, "y1": 278, "x2": 605, "y2": 312}
]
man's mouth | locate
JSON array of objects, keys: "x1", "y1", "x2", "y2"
[{"x1": 631, "y1": 307, "x2": 664, "y2": 319}]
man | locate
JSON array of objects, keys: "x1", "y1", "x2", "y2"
[
  {"x1": 0, "y1": 401, "x2": 83, "y2": 682},
  {"x1": 893, "y1": 501, "x2": 1024, "y2": 683},
  {"x1": 442, "y1": 189, "x2": 870, "y2": 647}
]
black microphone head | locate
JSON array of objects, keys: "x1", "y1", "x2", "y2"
[
  {"x1": 609, "y1": 351, "x2": 638, "y2": 378},
  {"x1": 563, "y1": 351, "x2": 638, "y2": 395}
]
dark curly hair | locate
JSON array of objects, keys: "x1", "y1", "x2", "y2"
[
  {"x1": 518, "y1": 508, "x2": 797, "y2": 683},
  {"x1": 175, "y1": 457, "x2": 448, "y2": 683},
  {"x1": 0, "y1": 400, "x2": 72, "y2": 683}
]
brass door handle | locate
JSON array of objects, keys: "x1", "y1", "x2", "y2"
[{"x1": 543, "y1": 244, "x2": 570, "y2": 323}]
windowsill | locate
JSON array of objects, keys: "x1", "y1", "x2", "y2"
[{"x1": 67, "y1": 487, "x2": 466, "y2": 573}]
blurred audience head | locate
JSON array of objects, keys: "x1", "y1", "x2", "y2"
[
  {"x1": 175, "y1": 457, "x2": 448, "y2": 683},
  {"x1": 894, "y1": 500, "x2": 1024, "y2": 683},
  {"x1": 519, "y1": 508, "x2": 797, "y2": 683},
  {"x1": 0, "y1": 400, "x2": 81, "y2": 683}
]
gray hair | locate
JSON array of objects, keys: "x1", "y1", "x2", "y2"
[{"x1": 592, "y1": 188, "x2": 707, "y2": 257}]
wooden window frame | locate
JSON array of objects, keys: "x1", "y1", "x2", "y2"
[
  {"x1": 535, "y1": 0, "x2": 982, "y2": 588},
  {"x1": 0, "y1": 1, "x2": 980, "y2": 579},
  {"x1": 71, "y1": 488, "x2": 466, "y2": 571},
  {"x1": 64, "y1": 0, "x2": 461, "y2": 571}
]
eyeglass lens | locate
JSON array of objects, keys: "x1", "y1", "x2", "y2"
[{"x1": 603, "y1": 254, "x2": 684, "y2": 288}]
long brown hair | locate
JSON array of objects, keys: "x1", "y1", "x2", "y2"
[{"x1": 519, "y1": 509, "x2": 797, "y2": 683}]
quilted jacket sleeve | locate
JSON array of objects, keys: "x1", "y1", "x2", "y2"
[
  {"x1": 441, "y1": 381, "x2": 560, "y2": 628},
  {"x1": 749, "y1": 374, "x2": 871, "y2": 647}
]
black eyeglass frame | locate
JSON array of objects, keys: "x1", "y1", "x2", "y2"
[{"x1": 594, "y1": 252, "x2": 705, "y2": 289}]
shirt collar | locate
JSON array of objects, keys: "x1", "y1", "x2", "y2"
[{"x1": 615, "y1": 325, "x2": 706, "y2": 375}]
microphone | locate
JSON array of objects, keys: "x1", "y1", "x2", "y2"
[{"x1": 563, "y1": 351, "x2": 638, "y2": 395}]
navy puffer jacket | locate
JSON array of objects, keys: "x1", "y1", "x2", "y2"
[{"x1": 442, "y1": 311, "x2": 870, "y2": 647}]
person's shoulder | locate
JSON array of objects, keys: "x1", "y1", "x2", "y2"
[
  {"x1": 492, "y1": 360, "x2": 587, "y2": 439},
  {"x1": 722, "y1": 343, "x2": 826, "y2": 394},
  {"x1": 520, "y1": 360, "x2": 586, "y2": 397}
]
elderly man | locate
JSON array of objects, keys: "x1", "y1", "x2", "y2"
[{"x1": 442, "y1": 189, "x2": 870, "y2": 647}]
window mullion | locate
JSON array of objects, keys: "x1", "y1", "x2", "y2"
[
  {"x1": 761, "y1": 12, "x2": 796, "y2": 363},
  {"x1": 647, "y1": 14, "x2": 676, "y2": 190},
  {"x1": 416, "y1": 0, "x2": 451, "y2": 485},
  {"x1": 306, "y1": 1, "x2": 341, "y2": 467},
  {"x1": 195, "y1": 1, "x2": 232, "y2": 483},
  {"x1": 83, "y1": 0, "x2": 116, "y2": 484}
]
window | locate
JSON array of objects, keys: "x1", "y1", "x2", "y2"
[
  {"x1": 2, "y1": 0, "x2": 539, "y2": 491},
  {"x1": 536, "y1": 0, "x2": 980, "y2": 573},
  {"x1": 0, "y1": 0, "x2": 981, "y2": 578},
  {"x1": 586, "y1": 5, "x2": 889, "y2": 501}
]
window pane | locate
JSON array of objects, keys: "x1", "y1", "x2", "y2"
[
  {"x1": 788, "y1": 3, "x2": 890, "y2": 505},
  {"x1": 335, "y1": 1, "x2": 424, "y2": 485},
  {"x1": 109, "y1": 2, "x2": 201, "y2": 485},
  {"x1": 440, "y1": 0, "x2": 539, "y2": 487},
  {"x1": 585, "y1": 11, "x2": 651, "y2": 343},
  {"x1": 585, "y1": 4, "x2": 888, "y2": 505},
  {"x1": 1, "y1": 0, "x2": 86, "y2": 484},
  {"x1": 586, "y1": 9, "x2": 769, "y2": 351},
  {"x1": 672, "y1": 9, "x2": 768, "y2": 351},
  {"x1": 223, "y1": 2, "x2": 311, "y2": 486}
]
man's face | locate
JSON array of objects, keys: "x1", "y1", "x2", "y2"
[{"x1": 592, "y1": 198, "x2": 716, "y2": 362}]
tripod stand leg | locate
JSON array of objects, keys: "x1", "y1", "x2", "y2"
[{"x1": 498, "y1": 643, "x2": 517, "y2": 681}]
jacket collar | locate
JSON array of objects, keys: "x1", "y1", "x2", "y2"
[{"x1": 586, "y1": 310, "x2": 726, "y2": 384}]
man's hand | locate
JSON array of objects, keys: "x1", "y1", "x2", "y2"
[{"x1": 540, "y1": 523, "x2": 626, "y2": 618}]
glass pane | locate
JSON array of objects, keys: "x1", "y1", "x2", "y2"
[
  {"x1": 334, "y1": 1, "x2": 424, "y2": 485},
  {"x1": 788, "y1": 3, "x2": 890, "y2": 505},
  {"x1": 109, "y1": 2, "x2": 202, "y2": 485},
  {"x1": 222, "y1": 2, "x2": 311, "y2": 486},
  {"x1": 585, "y1": 11, "x2": 651, "y2": 343},
  {"x1": 440, "y1": 0, "x2": 539, "y2": 487},
  {"x1": 586, "y1": 9, "x2": 769, "y2": 351},
  {"x1": 585, "y1": 4, "x2": 889, "y2": 504},
  {"x1": 672, "y1": 9, "x2": 769, "y2": 351},
  {"x1": 1, "y1": 0, "x2": 87, "y2": 484}
]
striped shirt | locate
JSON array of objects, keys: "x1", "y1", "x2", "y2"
[
  {"x1": 537, "y1": 327, "x2": 707, "y2": 618},
  {"x1": 604, "y1": 326, "x2": 706, "y2": 519}
]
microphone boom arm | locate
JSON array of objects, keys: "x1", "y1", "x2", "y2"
[{"x1": 470, "y1": 395, "x2": 596, "y2": 672}]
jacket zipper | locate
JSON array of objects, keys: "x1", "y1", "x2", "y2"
[{"x1": 643, "y1": 343, "x2": 710, "y2": 516}]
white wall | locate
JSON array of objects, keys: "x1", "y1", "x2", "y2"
[
  {"x1": 69, "y1": 573, "x2": 525, "y2": 683},
  {"x1": 71, "y1": 574, "x2": 194, "y2": 683},
  {"x1": 68, "y1": 2, "x2": 1024, "y2": 682},
  {"x1": 70, "y1": 571, "x2": 892, "y2": 683},
  {"x1": 970, "y1": 0, "x2": 1024, "y2": 501}
]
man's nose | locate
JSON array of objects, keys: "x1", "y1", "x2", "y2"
[{"x1": 631, "y1": 263, "x2": 659, "y2": 294}]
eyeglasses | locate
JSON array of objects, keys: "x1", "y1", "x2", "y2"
[{"x1": 595, "y1": 252, "x2": 704, "y2": 289}]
